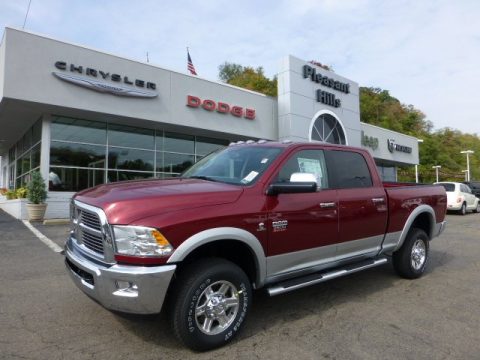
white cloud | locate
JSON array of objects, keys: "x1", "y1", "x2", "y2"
[{"x1": 0, "y1": 0, "x2": 479, "y2": 134}]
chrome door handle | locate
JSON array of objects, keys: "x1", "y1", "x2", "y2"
[
  {"x1": 319, "y1": 202, "x2": 336, "y2": 208},
  {"x1": 372, "y1": 198, "x2": 385, "y2": 204}
]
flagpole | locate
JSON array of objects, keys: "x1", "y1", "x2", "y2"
[{"x1": 22, "y1": 0, "x2": 32, "y2": 29}]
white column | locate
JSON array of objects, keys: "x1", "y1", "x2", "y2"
[{"x1": 40, "y1": 114, "x2": 51, "y2": 184}]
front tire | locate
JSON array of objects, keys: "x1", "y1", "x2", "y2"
[
  {"x1": 170, "y1": 258, "x2": 252, "y2": 351},
  {"x1": 393, "y1": 228, "x2": 429, "y2": 279}
]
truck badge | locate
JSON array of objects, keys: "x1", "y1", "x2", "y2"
[{"x1": 272, "y1": 220, "x2": 288, "y2": 232}]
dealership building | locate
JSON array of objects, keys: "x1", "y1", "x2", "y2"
[{"x1": 0, "y1": 28, "x2": 419, "y2": 219}]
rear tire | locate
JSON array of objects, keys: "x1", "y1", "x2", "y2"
[
  {"x1": 459, "y1": 202, "x2": 467, "y2": 215},
  {"x1": 169, "y1": 258, "x2": 252, "y2": 351},
  {"x1": 393, "y1": 228, "x2": 429, "y2": 279}
]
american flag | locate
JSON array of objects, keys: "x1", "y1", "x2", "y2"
[{"x1": 187, "y1": 49, "x2": 197, "y2": 75}]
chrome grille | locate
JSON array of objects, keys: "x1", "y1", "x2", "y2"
[
  {"x1": 74, "y1": 207, "x2": 104, "y2": 255},
  {"x1": 82, "y1": 231, "x2": 104, "y2": 253},
  {"x1": 80, "y1": 210, "x2": 102, "y2": 231}
]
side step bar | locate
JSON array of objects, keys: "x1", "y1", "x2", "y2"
[{"x1": 267, "y1": 257, "x2": 388, "y2": 296}]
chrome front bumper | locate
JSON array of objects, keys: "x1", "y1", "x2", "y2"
[{"x1": 65, "y1": 238, "x2": 176, "y2": 314}]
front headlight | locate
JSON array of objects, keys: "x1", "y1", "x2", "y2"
[{"x1": 112, "y1": 225, "x2": 173, "y2": 257}]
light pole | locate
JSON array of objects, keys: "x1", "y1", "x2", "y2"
[
  {"x1": 460, "y1": 150, "x2": 474, "y2": 182},
  {"x1": 462, "y1": 170, "x2": 468, "y2": 181},
  {"x1": 415, "y1": 139, "x2": 424, "y2": 183},
  {"x1": 432, "y1": 165, "x2": 441, "y2": 183}
]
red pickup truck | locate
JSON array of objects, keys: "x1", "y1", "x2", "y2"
[{"x1": 65, "y1": 141, "x2": 447, "y2": 350}]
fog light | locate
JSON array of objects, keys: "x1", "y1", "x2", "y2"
[{"x1": 114, "y1": 281, "x2": 139, "y2": 297}]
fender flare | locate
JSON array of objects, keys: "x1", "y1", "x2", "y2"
[
  {"x1": 167, "y1": 227, "x2": 267, "y2": 288},
  {"x1": 394, "y1": 204, "x2": 436, "y2": 252}
]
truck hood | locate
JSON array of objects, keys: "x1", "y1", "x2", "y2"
[{"x1": 74, "y1": 178, "x2": 243, "y2": 224}]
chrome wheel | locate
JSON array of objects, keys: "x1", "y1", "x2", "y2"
[
  {"x1": 411, "y1": 239, "x2": 426, "y2": 270},
  {"x1": 195, "y1": 280, "x2": 240, "y2": 335}
]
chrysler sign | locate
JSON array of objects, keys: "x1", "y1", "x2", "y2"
[{"x1": 52, "y1": 61, "x2": 158, "y2": 98}]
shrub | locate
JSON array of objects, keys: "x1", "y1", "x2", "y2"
[
  {"x1": 5, "y1": 189, "x2": 17, "y2": 200},
  {"x1": 26, "y1": 172, "x2": 47, "y2": 204},
  {"x1": 15, "y1": 187, "x2": 28, "y2": 199}
]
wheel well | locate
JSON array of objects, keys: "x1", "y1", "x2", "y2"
[
  {"x1": 411, "y1": 212, "x2": 433, "y2": 239},
  {"x1": 176, "y1": 240, "x2": 258, "y2": 285}
]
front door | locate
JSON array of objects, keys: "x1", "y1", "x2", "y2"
[{"x1": 266, "y1": 149, "x2": 339, "y2": 277}]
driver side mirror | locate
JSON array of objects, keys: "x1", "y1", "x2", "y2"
[{"x1": 266, "y1": 172, "x2": 318, "y2": 196}]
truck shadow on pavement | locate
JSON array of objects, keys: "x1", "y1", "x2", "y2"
[{"x1": 111, "y1": 259, "x2": 451, "y2": 350}]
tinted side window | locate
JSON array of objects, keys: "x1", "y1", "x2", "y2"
[{"x1": 325, "y1": 150, "x2": 373, "y2": 189}]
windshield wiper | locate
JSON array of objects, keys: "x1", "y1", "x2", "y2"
[{"x1": 186, "y1": 175, "x2": 219, "y2": 182}]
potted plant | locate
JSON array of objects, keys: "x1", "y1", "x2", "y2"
[
  {"x1": 26, "y1": 171, "x2": 48, "y2": 221},
  {"x1": 5, "y1": 189, "x2": 17, "y2": 200}
]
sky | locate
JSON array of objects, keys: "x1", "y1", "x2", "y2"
[{"x1": 1, "y1": 0, "x2": 479, "y2": 135}]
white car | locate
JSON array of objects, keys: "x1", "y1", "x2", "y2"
[{"x1": 435, "y1": 182, "x2": 480, "y2": 215}]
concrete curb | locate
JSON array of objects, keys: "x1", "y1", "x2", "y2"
[{"x1": 43, "y1": 219, "x2": 70, "y2": 225}]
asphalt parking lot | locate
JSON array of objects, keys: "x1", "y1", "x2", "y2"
[{"x1": 1, "y1": 210, "x2": 479, "y2": 360}]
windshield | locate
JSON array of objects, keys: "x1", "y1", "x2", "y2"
[
  {"x1": 439, "y1": 183, "x2": 455, "y2": 192},
  {"x1": 182, "y1": 146, "x2": 283, "y2": 185}
]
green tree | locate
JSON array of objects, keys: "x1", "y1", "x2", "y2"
[
  {"x1": 218, "y1": 62, "x2": 277, "y2": 97},
  {"x1": 217, "y1": 63, "x2": 480, "y2": 182},
  {"x1": 360, "y1": 86, "x2": 480, "y2": 182}
]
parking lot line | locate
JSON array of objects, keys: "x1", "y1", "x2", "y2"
[{"x1": 22, "y1": 220, "x2": 63, "y2": 253}]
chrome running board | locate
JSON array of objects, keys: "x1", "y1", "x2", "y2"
[{"x1": 266, "y1": 257, "x2": 388, "y2": 296}]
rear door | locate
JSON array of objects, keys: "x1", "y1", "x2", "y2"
[{"x1": 325, "y1": 149, "x2": 388, "y2": 260}]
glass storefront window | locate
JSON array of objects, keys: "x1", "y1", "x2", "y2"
[
  {"x1": 108, "y1": 147, "x2": 154, "y2": 171},
  {"x1": 50, "y1": 141, "x2": 106, "y2": 168},
  {"x1": 108, "y1": 124, "x2": 155, "y2": 150},
  {"x1": 32, "y1": 119, "x2": 42, "y2": 144},
  {"x1": 8, "y1": 146, "x2": 15, "y2": 164},
  {"x1": 164, "y1": 132, "x2": 195, "y2": 153},
  {"x1": 16, "y1": 138, "x2": 24, "y2": 157},
  {"x1": 9, "y1": 118, "x2": 42, "y2": 190},
  {"x1": 49, "y1": 167, "x2": 105, "y2": 192},
  {"x1": 43, "y1": 116, "x2": 234, "y2": 191},
  {"x1": 21, "y1": 154, "x2": 31, "y2": 175},
  {"x1": 159, "y1": 153, "x2": 195, "y2": 174},
  {"x1": 31, "y1": 144, "x2": 41, "y2": 169},
  {"x1": 51, "y1": 117, "x2": 106, "y2": 144},
  {"x1": 107, "y1": 170, "x2": 154, "y2": 183},
  {"x1": 23, "y1": 129, "x2": 32, "y2": 152},
  {"x1": 16, "y1": 157, "x2": 23, "y2": 177},
  {"x1": 196, "y1": 136, "x2": 228, "y2": 156}
]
